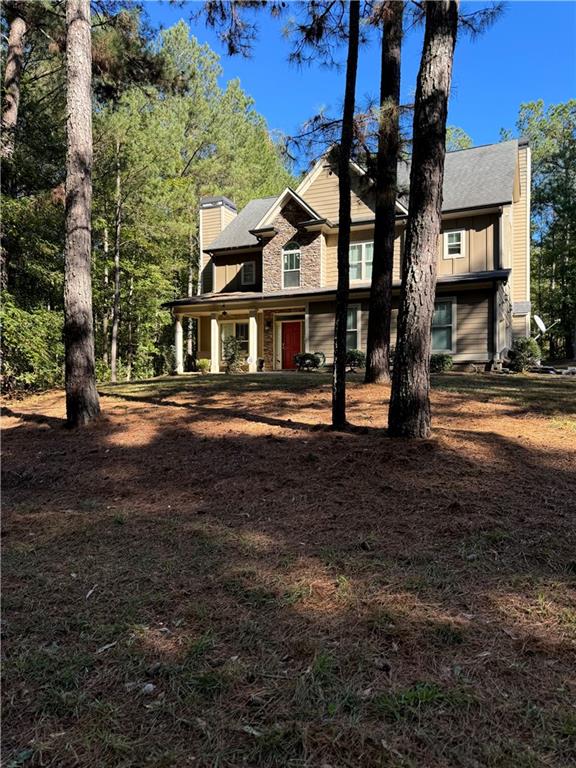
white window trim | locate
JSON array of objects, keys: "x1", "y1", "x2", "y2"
[
  {"x1": 282, "y1": 243, "x2": 301, "y2": 289},
  {"x1": 349, "y1": 241, "x2": 373, "y2": 282},
  {"x1": 347, "y1": 303, "x2": 362, "y2": 350},
  {"x1": 443, "y1": 229, "x2": 466, "y2": 260},
  {"x1": 240, "y1": 260, "x2": 256, "y2": 286},
  {"x1": 431, "y1": 296, "x2": 457, "y2": 354}
]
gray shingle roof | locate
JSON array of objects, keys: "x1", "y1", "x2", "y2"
[
  {"x1": 206, "y1": 196, "x2": 278, "y2": 251},
  {"x1": 397, "y1": 139, "x2": 519, "y2": 212},
  {"x1": 207, "y1": 141, "x2": 519, "y2": 251}
]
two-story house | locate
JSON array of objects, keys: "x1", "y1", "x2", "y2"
[{"x1": 164, "y1": 139, "x2": 531, "y2": 373}]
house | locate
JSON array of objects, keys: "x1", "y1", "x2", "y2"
[{"x1": 164, "y1": 139, "x2": 531, "y2": 373}]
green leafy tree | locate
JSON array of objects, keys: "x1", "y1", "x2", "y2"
[
  {"x1": 445, "y1": 125, "x2": 472, "y2": 151},
  {"x1": 503, "y1": 100, "x2": 576, "y2": 358}
]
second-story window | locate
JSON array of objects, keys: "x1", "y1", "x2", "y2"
[
  {"x1": 240, "y1": 261, "x2": 256, "y2": 286},
  {"x1": 349, "y1": 242, "x2": 373, "y2": 281},
  {"x1": 283, "y1": 242, "x2": 301, "y2": 288},
  {"x1": 444, "y1": 230, "x2": 465, "y2": 259}
]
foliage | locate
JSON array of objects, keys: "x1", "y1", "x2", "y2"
[
  {"x1": 346, "y1": 349, "x2": 366, "y2": 370},
  {"x1": 507, "y1": 336, "x2": 541, "y2": 372},
  {"x1": 502, "y1": 100, "x2": 576, "y2": 359},
  {"x1": 1, "y1": 294, "x2": 64, "y2": 392},
  {"x1": 446, "y1": 126, "x2": 473, "y2": 151},
  {"x1": 294, "y1": 352, "x2": 324, "y2": 371},
  {"x1": 197, "y1": 358, "x2": 211, "y2": 374},
  {"x1": 222, "y1": 335, "x2": 244, "y2": 373},
  {"x1": 2, "y1": 17, "x2": 293, "y2": 391},
  {"x1": 430, "y1": 353, "x2": 454, "y2": 373}
]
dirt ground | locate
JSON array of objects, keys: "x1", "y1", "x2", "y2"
[{"x1": 3, "y1": 373, "x2": 576, "y2": 767}]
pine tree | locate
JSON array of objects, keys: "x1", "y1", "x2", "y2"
[
  {"x1": 63, "y1": 0, "x2": 100, "y2": 426},
  {"x1": 388, "y1": 0, "x2": 459, "y2": 438},
  {"x1": 364, "y1": 1, "x2": 403, "y2": 384},
  {"x1": 332, "y1": 0, "x2": 361, "y2": 429}
]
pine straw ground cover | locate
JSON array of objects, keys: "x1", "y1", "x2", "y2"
[{"x1": 2, "y1": 372, "x2": 576, "y2": 768}]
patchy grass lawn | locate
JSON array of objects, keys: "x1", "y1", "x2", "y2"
[{"x1": 3, "y1": 373, "x2": 576, "y2": 767}]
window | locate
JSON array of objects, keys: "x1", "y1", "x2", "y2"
[
  {"x1": 220, "y1": 321, "x2": 249, "y2": 358},
  {"x1": 349, "y1": 242, "x2": 373, "y2": 281},
  {"x1": 282, "y1": 242, "x2": 301, "y2": 288},
  {"x1": 346, "y1": 305, "x2": 360, "y2": 350},
  {"x1": 443, "y1": 230, "x2": 465, "y2": 259},
  {"x1": 432, "y1": 299, "x2": 455, "y2": 352},
  {"x1": 240, "y1": 261, "x2": 255, "y2": 286}
]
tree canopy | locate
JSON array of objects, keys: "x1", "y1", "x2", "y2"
[{"x1": 1, "y1": 15, "x2": 293, "y2": 390}]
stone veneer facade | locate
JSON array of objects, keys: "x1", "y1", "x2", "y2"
[
  {"x1": 262, "y1": 200, "x2": 321, "y2": 293},
  {"x1": 263, "y1": 310, "x2": 275, "y2": 371}
]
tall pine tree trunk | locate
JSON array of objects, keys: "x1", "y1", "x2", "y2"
[
  {"x1": 364, "y1": 1, "x2": 403, "y2": 384},
  {"x1": 332, "y1": 0, "x2": 360, "y2": 429},
  {"x1": 187, "y1": 228, "x2": 194, "y2": 361},
  {"x1": 102, "y1": 224, "x2": 110, "y2": 365},
  {"x1": 388, "y1": 0, "x2": 458, "y2": 438},
  {"x1": 126, "y1": 274, "x2": 134, "y2": 381},
  {"x1": 110, "y1": 141, "x2": 121, "y2": 383},
  {"x1": 63, "y1": 0, "x2": 100, "y2": 427},
  {"x1": 1, "y1": 6, "x2": 26, "y2": 160}
]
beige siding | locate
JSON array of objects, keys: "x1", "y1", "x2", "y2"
[
  {"x1": 199, "y1": 205, "x2": 238, "y2": 294},
  {"x1": 510, "y1": 144, "x2": 531, "y2": 336},
  {"x1": 323, "y1": 226, "x2": 406, "y2": 288},
  {"x1": 500, "y1": 204, "x2": 513, "y2": 269},
  {"x1": 453, "y1": 291, "x2": 490, "y2": 360},
  {"x1": 301, "y1": 164, "x2": 374, "y2": 222},
  {"x1": 200, "y1": 207, "x2": 222, "y2": 251},
  {"x1": 308, "y1": 290, "x2": 491, "y2": 363},
  {"x1": 437, "y1": 215, "x2": 497, "y2": 276},
  {"x1": 308, "y1": 301, "x2": 336, "y2": 362},
  {"x1": 221, "y1": 205, "x2": 237, "y2": 230},
  {"x1": 322, "y1": 216, "x2": 496, "y2": 289},
  {"x1": 213, "y1": 253, "x2": 262, "y2": 292},
  {"x1": 199, "y1": 207, "x2": 221, "y2": 294}
]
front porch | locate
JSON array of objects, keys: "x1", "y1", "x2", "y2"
[{"x1": 173, "y1": 305, "x2": 307, "y2": 374}]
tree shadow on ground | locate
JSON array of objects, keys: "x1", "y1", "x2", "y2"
[{"x1": 2, "y1": 387, "x2": 576, "y2": 768}]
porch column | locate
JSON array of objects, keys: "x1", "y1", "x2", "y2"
[
  {"x1": 210, "y1": 313, "x2": 219, "y2": 373},
  {"x1": 248, "y1": 311, "x2": 258, "y2": 373},
  {"x1": 174, "y1": 315, "x2": 184, "y2": 374}
]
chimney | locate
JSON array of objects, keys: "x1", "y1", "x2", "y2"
[{"x1": 198, "y1": 196, "x2": 237, "y2": 294}]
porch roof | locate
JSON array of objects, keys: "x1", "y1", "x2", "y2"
[{"x1": 162, "y1": 269, "x2": 511, "y2": 312}]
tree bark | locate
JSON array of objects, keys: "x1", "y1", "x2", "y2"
[
  {"x1": 332, "y1": 0, "x2": 360, "y2": 429},
  {"x1": 102, "y1": 224, "x2": 110, "y2": 365},
  {"x1": 187, "y1": 228, "x2": 194, "y2": 361},
  {"x1": 110, "y1": 140, "x2": 121, "y2": 382},
  {"x1": 63, "y1": 0, "x2": 100, "y2": 427},
  {"x1": 126, "y1": 274, "x2": 133, "y2": 381},
  {"x1": 388, "y1": 0, "x2": 458, "y2": 438},
  {"x1": 1, "y1": 8, "x2": 26, "y2": 160},
  {"x1": 364, "y1": 1, "x2": 403, "y2": 384}
]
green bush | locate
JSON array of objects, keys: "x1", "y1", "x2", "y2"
[
  {"x1": 197, "y1": 358, "x2": 211, "y2": 373},
  {"x1": 1, "y1": 295, "x2": 64, "y2": 392},
  {"x1": 294, "y1": 352, "x2": 324, "y2": 371},
  {"x1": 430, "y1": 353, "x2": 454, "y2": 373},
  {"x1": 222, "y1": 335, "x2": 244, "y2": 373},
  {"x1": 508, "y1": 336, "x2": 541, "y2": 372},
  {"x1": 346, "y1": 349, "x2": 366, "y2": 370}
]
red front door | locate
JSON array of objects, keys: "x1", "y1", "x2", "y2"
[{"x1": 282, "y1": 321, "x2": 301, "y2": 369}]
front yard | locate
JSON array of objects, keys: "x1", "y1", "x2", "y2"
[{"x1": 3, "y1": 373, "x2": 576, "y2": 767}]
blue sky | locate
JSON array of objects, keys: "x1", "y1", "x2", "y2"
[{"x1": 144, "y1": 1, "x2": 575, "y2": 169}]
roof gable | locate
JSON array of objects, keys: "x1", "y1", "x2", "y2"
[{"x1": 253, "y1": 187, "x2": 322, "y2": 230}]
